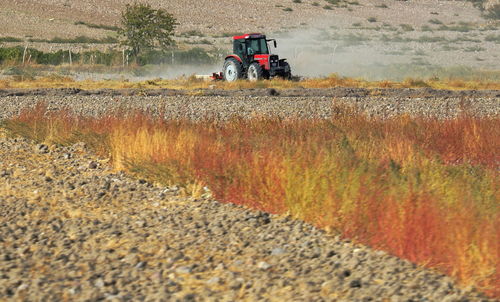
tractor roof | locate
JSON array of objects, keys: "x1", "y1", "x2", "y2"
[{"x1": 233, "y1": 33, "x2": 266, "y2": 40}]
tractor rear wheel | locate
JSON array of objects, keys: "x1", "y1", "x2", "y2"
[
  {"x1": 223, "y1": 58, "x2": 242, "y2": 82},
  {"x1": 247, "y1": 62, "x2": 264, "y2": 81},
  {"x1": 282, "y1": 62, "x2": 292, "y2": 80}
]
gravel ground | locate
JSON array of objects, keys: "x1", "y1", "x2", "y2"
[
  {"x1": 0, "y1": 88, "x2": 500, "y2": 120},
  {"x1": 0, "y1": 88, "x2": 498, "y2": 121},
  {"x1": 0, "y1": 128, "x2": 495, "y2": 301}
]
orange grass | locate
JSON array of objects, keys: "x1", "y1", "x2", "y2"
[
  {"x1": 3, "y1": 104, "x2": 499, "y2": 297},
  {"x1": 1, "y1": 73, "x2": 500, "y2": 90}
]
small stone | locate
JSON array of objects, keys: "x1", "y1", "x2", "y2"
[
  {"x1": 88, "y1": 161, "x2": 98, "y2": 169},
  {"x1": 135, "y1": 220, "x2": 147, "y2": 228},
  {"x1": 349, "y1": 279, "x2": 362, "y2": 288},
  {"x1": 321, "y1": 280, "x2": 340, "y2": 295},
  {"x1": 326, "y1": 250, "x2": 336, "y2": 257},
  {"x1": 36, "y1": 144, "x2": 49, "y2": 154},
  {"x1": 182, "y1": 293, "x2": 197, "y2": 302},
  {"x1": 339, "y1": 269, "x2": 351, "y2": 278},
  {"x1": 271, "y1": 247, "x2": 286, "y2": 256},
  {"x1": 229, "y1": 280, "x2": 242, "y2": 290},
  {"x1": 175, "y1": 266, "x2": 192, "y2": 274},
  {"x1": 257, "y1": 261, "x2": 271, "y2": 270},
  {"x1": 135, "y1": 261, "x2": 147, "y2": 269},
  {"x1": 17, "y1": 283, "x2": 28, "y2": 291},
  {"x1": 94, "y1": 278, "x2": 105, "y2": 288},
  {"x1": 232, "y1": 259, "x2": 244, "y2": 267},
  {"x1": 206, "y1": 276, "x2": 221, "y2": 285}
]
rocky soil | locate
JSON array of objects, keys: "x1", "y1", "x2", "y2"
[
  {"x1": 0, "y1": 126, "x2": 496, "y2": 301},
  {"x1": 0, "y1": 88, "x2": 498, "y2": 121}
]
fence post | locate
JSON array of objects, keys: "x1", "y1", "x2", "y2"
[
  {"x1": 69, "y1": 49, "x2": 72, "y2": 66},
  {"x1": 22, "y1": 45, "x2": 28, "y2": 65},
  {"x1": 331, "y1": 44, "x2": 338, "y2": 65}
]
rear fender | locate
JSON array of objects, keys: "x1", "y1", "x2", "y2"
[{"x1": 225, "y1": 55, "x2": 242, "y2": 63}]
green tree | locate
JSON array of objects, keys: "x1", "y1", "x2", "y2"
[{"x1": 119, "y1": 2, "x2": 177, "y2": 57}]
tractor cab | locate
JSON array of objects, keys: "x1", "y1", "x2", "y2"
[
  {"x1": 233, "y1": 34, "x2": 271, "y2": 64},
  {"x1": 222, "y1": 33, "x2": 291, "y2": 82}
]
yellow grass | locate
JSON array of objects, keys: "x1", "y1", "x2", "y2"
[{"x1": 1, "y1": 74, "x2": 500, "y2": 90}]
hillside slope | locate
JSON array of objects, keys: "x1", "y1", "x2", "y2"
[{"x1": 0, "y1": 0, "x2": 486, "y2": 39}]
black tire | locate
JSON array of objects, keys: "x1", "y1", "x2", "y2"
[
  {"x1": 223, "y1": 58, "x2": 243, "y2": 82},
  {"x1": 282, "y1": 62, "x2": 292, "y2": 80},
  {"x1": 247, "y1": 62, "x2": 264, "y2": 81}
]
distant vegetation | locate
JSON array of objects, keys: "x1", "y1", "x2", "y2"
[
  {"x1": 29, "y1": 36, "x2": 118, "y2": 44},
  {"x1": 0, "y1": 46, "x2": 217, "y2": 67},
  {"x1": 119, "y1": 2, "x2": 177, "y2": 57},
  {"x1": 74, "y1": 21, "x2": 120, "y2": 31},
  {"x1": 468, "y1": 0, "x2": 500, "y2": 19}
]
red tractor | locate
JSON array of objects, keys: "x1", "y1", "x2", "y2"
[{"x1": 222, "y1": 33, "x2": 291, "y2": 82}]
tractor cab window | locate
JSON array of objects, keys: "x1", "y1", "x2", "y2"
[{"x1": 246, "y1": 38, "x2": 269, "y2": 55}]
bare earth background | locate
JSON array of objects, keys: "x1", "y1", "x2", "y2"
[{"x1": 1, "y1": 0, "x2": 499, "y2": 79}]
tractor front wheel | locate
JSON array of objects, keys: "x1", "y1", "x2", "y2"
[
  {"x1": 223, "y1": 58, "x2": 242, "y2": 82},
  {"x1": 247, "y1": 62, "x2": 264, "y2": 82}
]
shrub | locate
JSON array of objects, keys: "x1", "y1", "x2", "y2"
[
  {"x1": 485, "y1": 34, "x2": 500, "y2": 43},
  {"x1": 180, "y1": 30, "x2": 205, "y2": 37},
  {"x1": 421, "y1": 25, "x2": 433, "y2": 32},
  {"x1": 74, "y1": 21, "x2": 120, "y2": 31},
  {"x1": 0, "y1": 37, "x2": 23, "y2": 43},
  {"x1": 119, "y1": 2, "x2": 177, "y2": 56},
  {"x1": 464, "y1": 45, "x2": 486, "y2": 52},
  {"x1": 367, "y1": 17, "x2": 377, "y2": 22},
  {"x1": 428, "y1": 18, "x2": 443, "y2": 25},
  {"x1": 400, "y1": 24, "x2": 414, "y2": 31},
  {"x1": 485, "y1": 4, "x2": 500, "y2": 19}
]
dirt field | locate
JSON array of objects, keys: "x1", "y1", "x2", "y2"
[{"x1": 0, "y1": 0, "x2": 483, "y2": 38}]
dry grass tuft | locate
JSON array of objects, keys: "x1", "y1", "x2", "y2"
[{"x1": 1, "y1": 74, "x2": 500, "y2": 90}]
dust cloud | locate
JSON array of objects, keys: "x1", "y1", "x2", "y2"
[{"x1": 269, "y1": 28, "x2": 413, "y2": 80}]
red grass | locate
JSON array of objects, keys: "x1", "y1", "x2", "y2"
[{"x1": 5, "y1": 104, "x2": 499, "y2": 297}]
